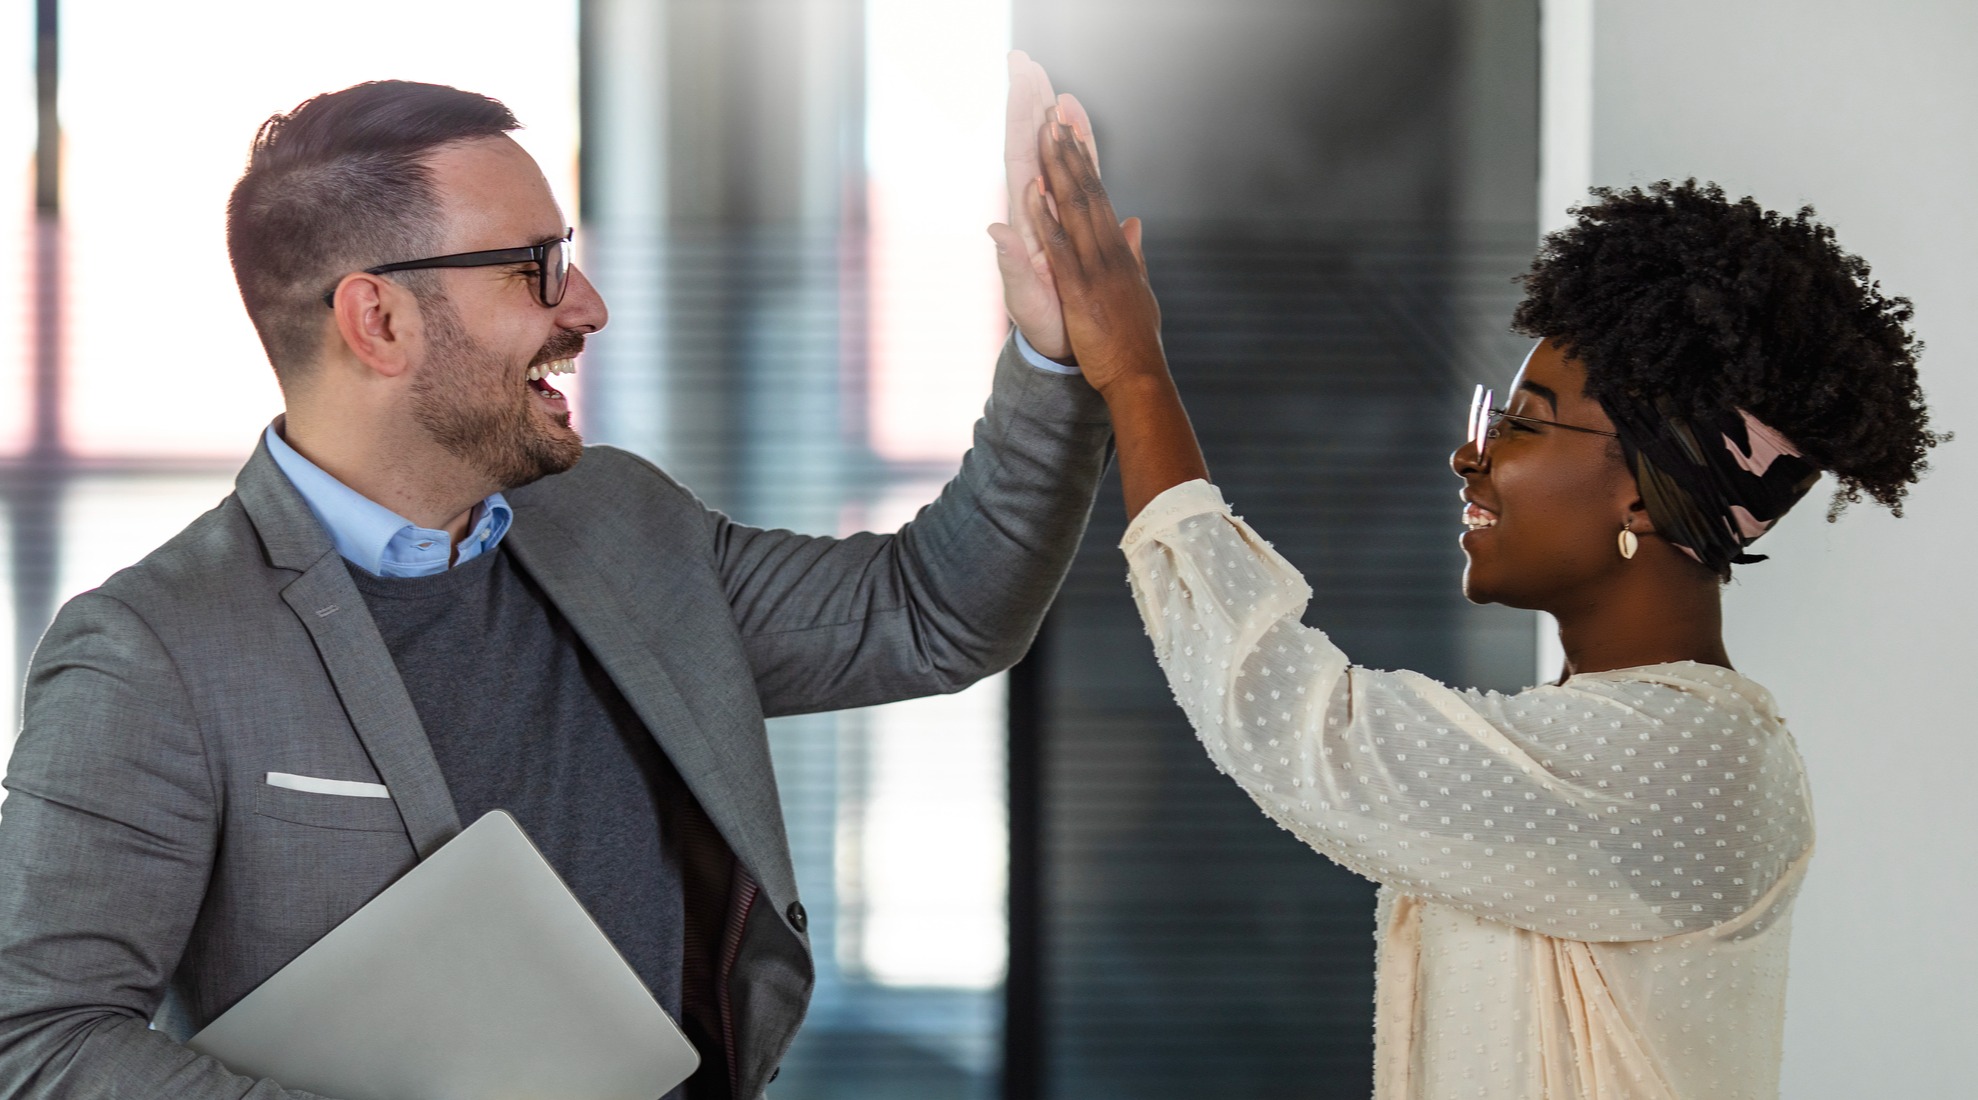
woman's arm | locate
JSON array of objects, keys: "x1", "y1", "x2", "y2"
[
  {"x1": 1026, "y1": 111, "x2": 1207, "y2": 518},
  {"x1": 1124, "y1": 487, "x2": 1811, "y2": 942}
]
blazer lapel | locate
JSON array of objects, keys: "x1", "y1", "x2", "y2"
[
  {"x1": 504, "y1": 516, "x2": 797, "y2": 898},
  {"x1": 236, "y1": 434, "x2": 462, "y2": 858},
  {"x1": 278, "y1": 562, "x2": 463, "y2": 857}
]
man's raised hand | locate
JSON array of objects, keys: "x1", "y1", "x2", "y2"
[{"x1": 988, "y1": 51, "x2": 1099, "y2": 362}]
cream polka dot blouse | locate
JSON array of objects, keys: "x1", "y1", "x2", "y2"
[{"x1": 1122, "y1": 481, "x2": 1814, "y2": 1100}]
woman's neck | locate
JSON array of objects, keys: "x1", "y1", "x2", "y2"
[{"x1": 1549, "y1": 556, "x2": 1731, "y2": 680}]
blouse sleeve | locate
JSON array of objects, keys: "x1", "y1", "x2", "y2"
[{"x1": 1121, "y1": 480, "x2": 1813, "y2": 943}]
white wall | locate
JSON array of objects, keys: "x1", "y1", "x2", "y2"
[{"x1": 1550, "y1": 2, "x2": 1978, "y2": 1093}]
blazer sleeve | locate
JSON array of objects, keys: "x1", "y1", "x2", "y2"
[
  {"x1": 714, "y1": 334, "x2": 1113, "y2": 717},
  {"x1": 0, "y1": 592, "x2": 335, "y2": 1100}
]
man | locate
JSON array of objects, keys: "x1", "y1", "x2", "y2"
[{"x1": 0, "y1": 57, "x2": 1105, "y2": 1099}]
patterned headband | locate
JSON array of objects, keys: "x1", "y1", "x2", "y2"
[{"x1": 1599, "y1": 394, "x2": 1822, "y2": 579}]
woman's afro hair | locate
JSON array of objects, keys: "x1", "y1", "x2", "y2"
[{"x1": 1513, "y1": 179, "x2": 1941, "y2": 518}]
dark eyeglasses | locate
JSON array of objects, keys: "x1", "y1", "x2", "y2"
[
  {"x1": 322, "y1": 228, "x2": 573, "y2": 308},
  {"x1": 1467, "y1": 384, "x2": 1618, "y2": 457}
]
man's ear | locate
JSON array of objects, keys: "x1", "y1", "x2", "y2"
[{"x1": 329, "y1": 273, "x2": 420, "y2": 379}]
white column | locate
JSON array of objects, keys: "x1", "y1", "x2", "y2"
[
  {"x1": 1571, "y1": 4, "x2": 1978, "y2": 1093},
  {"x1": 1533, "y1": 0, "x2": 1593, "y2": 683}
]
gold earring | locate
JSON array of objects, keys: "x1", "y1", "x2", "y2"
[{"x1": 1618, "y1": 518, "x2": 1639, "y2": 560}]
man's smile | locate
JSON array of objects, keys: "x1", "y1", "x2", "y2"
[
  {"x1": 525, "y1": 358, "x2": 575, "y2": 383},
  {"x1": 526, "y1": 357, "x2": 575, "y2": 403}
]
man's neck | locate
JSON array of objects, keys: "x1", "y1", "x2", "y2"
[{"x1": 278, "y1": 413, "x2": 489, "y2": 544}]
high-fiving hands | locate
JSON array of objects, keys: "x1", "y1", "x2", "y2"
[
  {"x1": 1023, "y1": 108, "x2": 1159, "y2": 396},
  {"x1": 1023, "y1": 103, "x2": 1206, "y2": 519},
  {"x1": 989, "y1": 51, "x2": 1101, "y2": 362}
]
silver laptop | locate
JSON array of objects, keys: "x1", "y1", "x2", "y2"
[{"x1": 189, "y1": 810, "x2": 699, "y2": 1100}]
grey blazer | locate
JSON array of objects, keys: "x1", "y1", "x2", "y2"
[{"x1": 0, "y1": 341, "x2": 1111, "y2": 1100}]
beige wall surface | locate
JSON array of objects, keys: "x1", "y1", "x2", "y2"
[{"x1": 1560, "y1": 1, "x2": 1978, "y2": 1093}]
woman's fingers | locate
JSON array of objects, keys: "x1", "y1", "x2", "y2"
[
  {"x1": 1057, "y1": 92, "x2": 1100, "y2": 178},
  {"x1": 1121, "y1": 216, "x2": 1145, "y2": 270},
  {"x1": 1037, "y1": 111, "x2": 1123, "y2": 266}
]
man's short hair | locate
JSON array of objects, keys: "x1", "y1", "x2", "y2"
[{"x1": 226, "y1": 80, "x2": 519, "y2": 378}]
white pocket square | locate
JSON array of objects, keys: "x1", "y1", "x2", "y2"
[{"x1": 265, "y1": 772, "x2": 391, "y2": 799}]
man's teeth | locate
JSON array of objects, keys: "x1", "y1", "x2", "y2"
[
  {"x1": 525, "y1": 359, "x2": 577, "y2": 383},
  {"x1": 1463, "y1": 510, "x2": 1497, "y2": 529}
]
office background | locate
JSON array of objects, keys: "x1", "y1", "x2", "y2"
[{"x1": 0, "y1": 1, "x2": 1970, "y2": 1096}]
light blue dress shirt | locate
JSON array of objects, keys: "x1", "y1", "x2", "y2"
[
  {"x1": 263, "y1": 426, "x2": 512, "y2": 578},
  {"x1": 1013, "y1": 330, "x2": 1081, "y2": 375}
]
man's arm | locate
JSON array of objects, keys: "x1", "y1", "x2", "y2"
[
  {"x1": 712, "y1": 56, "x2": 1114, "y2": 713},
  {"x1": 0, "y1": 593, "x2": 330, "y2": 1100},
  {"x1": 718, "y1": 334, "x2": 1111, "y2": 716}
]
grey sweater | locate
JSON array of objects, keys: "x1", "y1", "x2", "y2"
[{"x1": 350, "y1": 547, "x2": 705, "y2": 1095}]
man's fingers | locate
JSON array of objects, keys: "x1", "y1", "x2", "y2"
[
  {"x1": 1121, "y1": 217, "x2": 1145, "y2": 270},
  {"x1": 1004, "y1": 52, "x2": 1055, "y2": 168},
  {"x1": 1026, "y1": 176, "x2": 1076, "y2": 273},
  {"x1": 1005, "y1": 52, "x2": 1066, "y2": 261},
  {"x1": 988, "y1": 221, "x2": 1022, "y2": 258},
  {"x1": 989, "y1": 220, "x2": 1046, "y2": 281},
  {"x1": 1004, "y1": 53, "x2": 1056, "y2": 224},
  {"x1": 992, "y1": 220, "x2": 1067, "y2": 356}
]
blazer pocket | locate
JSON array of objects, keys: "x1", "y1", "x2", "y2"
[{"x1": 254, "y1": 776, "x2": 406, "y2": 833}]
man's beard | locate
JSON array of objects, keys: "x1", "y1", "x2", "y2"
[{"x1": 410, "y1": 297, "x2": 584, "y2": 492}]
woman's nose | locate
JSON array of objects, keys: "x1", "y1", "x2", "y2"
[{"x1": 1451, "y1": 437, "x2": 1485, "y2": 478}]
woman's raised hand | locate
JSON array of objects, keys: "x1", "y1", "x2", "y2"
[
  {"x1": 1024, "y1": 110, "x2": 1166, "y2": 397},
  {"x1": 1026, "y1": 108, "x2": 1206, "y2": 518}
]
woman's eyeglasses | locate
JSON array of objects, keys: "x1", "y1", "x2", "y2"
[
  {"x1": 322, "y1": 228, "x2": 574, "y2": 308},
  {"x1": 1467, "y1": 384, "x2": 1619, "y2": 457}
]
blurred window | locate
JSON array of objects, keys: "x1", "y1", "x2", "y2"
[
  {"x1": 58, "y1": 0, "x2": 580, "y2": 457},
  {"x1": 0, "y1": 1, "x2": 577, "y2": 786}
]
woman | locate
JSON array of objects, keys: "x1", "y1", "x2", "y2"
[{"x1": 1024, "y1": 112, "x2": 1937, "y2": 1098}]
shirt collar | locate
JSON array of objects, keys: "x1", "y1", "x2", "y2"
[{"x1": 263, "y1": 424, "x2": 513, "y2": 578}]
